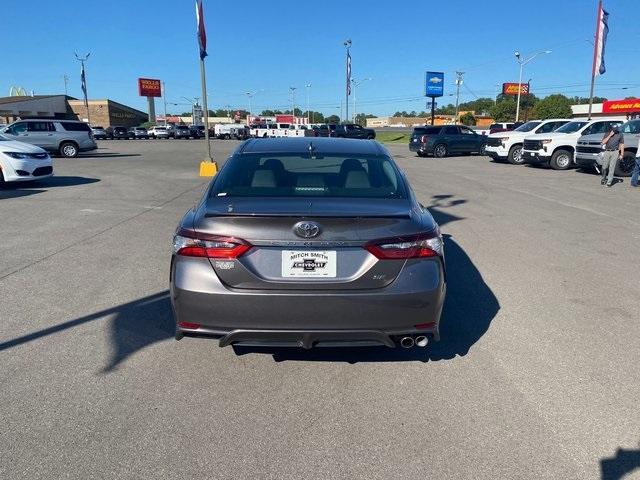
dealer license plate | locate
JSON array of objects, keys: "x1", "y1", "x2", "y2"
[{"x1": 282, "y1": 250, "x2": 337, "y2": 278}]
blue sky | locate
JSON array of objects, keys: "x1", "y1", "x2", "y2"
[{"x1": 2, "y1": 0, "x2": 639, "y2": 117}]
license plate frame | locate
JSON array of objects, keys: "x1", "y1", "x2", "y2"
[{"x1": 281, "y1": 250, "x2": 337, "y2": 278}]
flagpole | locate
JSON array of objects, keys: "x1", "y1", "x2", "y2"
[
  {"x1": 344, "y1": 39, "x2": 351, "y2": 124},
  {"x1": 75, "y1": 52, "x2": 91, "y2": 124},
  {"x1": 588, "y1": 0, "x2": 603, "y2": 120},
  {"x1": 200, "y1": 58, "x2": 212, "y2": 161}
]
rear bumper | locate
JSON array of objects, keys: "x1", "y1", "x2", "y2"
[
  {"x1": 409, "y1": 142, "x2": 433, "y2": 154},
  {"x1": 171, "y1": 256, "x2": 446, "y2": 347},
  {"x1": 522, "y1": 150, "x2": 551, "y2": 165}
]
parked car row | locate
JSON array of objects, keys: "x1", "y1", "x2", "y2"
[
  {"x1": 92, "y1": 124, "x2": 206, "y2": 140},
  {"x1": 409, "y1": 116, "x2": 637, "y2": 177}
]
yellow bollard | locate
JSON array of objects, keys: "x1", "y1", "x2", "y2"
[{"x1": 199, "y1": 160, "x2": 218, "y2": 177}]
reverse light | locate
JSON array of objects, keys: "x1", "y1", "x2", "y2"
[
  {"x1": 173, "y1": 228, "x2": 252, "y2": 259},
  {"x1": 365, "y1": 230, "x2": 443, "y2": 260}
]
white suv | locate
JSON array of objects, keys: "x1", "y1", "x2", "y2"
[
  {"x1": 485, "y1": 119, "x2": 570, "y2": 165},
  {"x1": 521, "y1": 118, "x2": 623, "y2": 170}
]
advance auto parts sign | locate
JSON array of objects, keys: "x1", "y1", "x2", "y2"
[
  {"x1": 138, "y1": 78, "x2": 162, "y2": 97},
  {"x1": 502, "y1": 83, "x2": 529, "y2": 95},
  {"x1": 602, "y1": 99, "x2": 640, "y2": 113}
]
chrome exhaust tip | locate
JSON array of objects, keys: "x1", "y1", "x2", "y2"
[
  {"x1": 415, "y1": 336, "x2": 428, "y2": 348},
  {"x1": 399, "y1": 336, "x2": 415, "y2": 349}
]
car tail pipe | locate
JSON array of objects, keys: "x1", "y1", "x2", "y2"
[{"x1": 398, "y1": 335, "x2": 429, "y2": 348}]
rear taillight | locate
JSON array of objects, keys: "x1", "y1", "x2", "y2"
[
  {"x1": 421, "y1": 135, "x2": 428, "y2": 143},
  {"x1": 365, "y1": 230, "x2": 443, "y2": 259},
  {"x1": 173, "y1": 228, "x2": 252, "y2": 259}
]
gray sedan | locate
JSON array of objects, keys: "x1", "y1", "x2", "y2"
[{"x1": 170, "y1": 138, "x2": 446, "y2": 349}]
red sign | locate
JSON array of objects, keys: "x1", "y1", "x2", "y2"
[
  {"x1": 502, "y1": 83, "x2": 529, "y2": 95},
  {"x1": 602, "y1": 98, "x2": 640, "y2": 113},
  {"x1": 138, "y1": 78, "x2": 162, "y2": 97}
]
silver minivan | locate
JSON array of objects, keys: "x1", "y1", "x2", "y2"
[{"x1": 2, "y1": 119, "x2": 97, "y2": 158}]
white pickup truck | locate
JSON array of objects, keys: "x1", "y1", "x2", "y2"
[
  {"x1": 484, "y1": 119, "x2": 570, "y2": 165},
  {"x1": 251, "y1": 123, "x2": 309, "y2": 138},
  {"x1": 521, "y1": 118, "x2": 624, "y2": 170}
]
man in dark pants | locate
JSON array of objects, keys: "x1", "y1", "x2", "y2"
[
  {"x1": 600, "y1": 125, "x2": 624, "y2": 187},
  {"x1": 631, "y1": 148, "x2": 639, "y2": 188}
]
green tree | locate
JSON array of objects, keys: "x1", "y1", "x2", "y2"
[
  {"x1": 460, "y1": 112, "x2": 476, "y2": 126},
  {"x1": 325, "y1": 115, "x2": 340, "y2": 123},
  {"x1": 489, "y1": 98, "x2": 517, "y2": 121},
  {"x1": 530, "y1": 94, "x2": 572, "y2": 119},
  {"x1": 435, "y1": 103, "x2": 456, "y2": 115},
  {"x1": 458, "y1": 98, "x2": 495, "y2": 116}
]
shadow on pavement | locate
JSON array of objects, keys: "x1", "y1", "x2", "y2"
[
  {"x1": 0, "y1": 291, "x2": 174, "y2": 373},
  {"x1": 234, "y1": 234, "x2": 498, "y2": 363},
  {"x1": 80, "y1": 153, "x2": 142, "y2": 158},
  {"x1": 0, "y1": 176, "x2": 99, "y2": 199},
  {"x1": 601, "y1": 444, "x2": 640, "y2": 480}
]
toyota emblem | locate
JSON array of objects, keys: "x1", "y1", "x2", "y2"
[{"x1": 293, "y1": 221, "x2": 321, "y2": 238}]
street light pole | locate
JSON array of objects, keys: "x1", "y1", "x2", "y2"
[
  {"x1": 245, "y1": 92, "x2": 255, "y2": 118},
  {"x1": 515, "y1": 50, "x2": 551, "y2": 122},
  {"x1": 289, "y1": 86, "x2": 297, "y2": 123},
  {"x1": 454, "y1": 71, "x2": 464, "y2": 124},
  {"x1": 162, "y1": 81, "x2": 167, "y2": 126},
  {"x1": 305, "y1": 83, "x2": 311, "y2": 124},
  {"x1": 351, "y1": 77, "x2": 371, "y2": 124}
]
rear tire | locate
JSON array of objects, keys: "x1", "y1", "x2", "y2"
[
  {"x1": 59, "y1": 141, "x2": 79, "y2": 158},
  {"x1": 550, "y1": 149, "x2": 572, "y2": 170},
  {"x1": 433, "y1": 144, "x2": 447, "y2": 158},
  {"x1": 507, "y1": 144, "x2": 524, "y2": 165}
]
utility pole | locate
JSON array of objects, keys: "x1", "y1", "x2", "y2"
[
  {"x1": 62, "y1": 75, "x2": 69, "y2": 96},
  {"x1": 351, "y1": 77, "x2": 371, "y2": 125},
  {"x1": 74, "y1": 52, "x2": 91, "y2": 124},
  {"x1": 344, "y1": 39, "x2": 351, "y2": 124},
  {"x1": 305, "y1": 83, "x2": 311, "y2": 124},
  {"x1": 289, "y1": 86, "x2": 297, "y2": 123},
  {"x1": 454, "y1": 71, "x2": 464, "y2": 124}
]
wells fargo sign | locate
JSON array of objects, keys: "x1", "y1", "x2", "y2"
[
  {"x1": 138, "y1": 78, "x2": 162, "y2": 97},
  {"x1": 502, "y1": 82, "x2": 529, "y2": 95},
  {"x1": 602, "y1": 99, "x2": 640, "y2": 113}
]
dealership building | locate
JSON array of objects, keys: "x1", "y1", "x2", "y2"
[{"x1": 0, "y1": 95, "x2": 147, "y2": 127}]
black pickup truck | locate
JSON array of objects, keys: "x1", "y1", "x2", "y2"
[{"x1": 306, "y1": 123, "x2": 376, "y2": 139}]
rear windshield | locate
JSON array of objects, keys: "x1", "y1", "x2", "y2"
[
  {"x1": 489, "y1": 124, "x2": 504, "y2": 130},
  {"x1": 514, "y1": 121, "x2": 541, "y2": 132},
  {"x1": 413, "y1": 126, "x2": 440, "y2": 135},
  {"x1": 176, "y1": 126, "x2": 189, "y2": 130},
  {"x1": 210, "y1": 153, "x2": 407, "y2": 199},
  {"x1": 555, "y1": 121, "x2": 588, "y2": 134},
  {"x1": 61, "y1": 122, "x2": 91, "y2": 132}
]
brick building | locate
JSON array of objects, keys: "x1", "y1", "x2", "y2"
[{"x1": 68, "y1": 99, "x2": 147, "y2": 127}]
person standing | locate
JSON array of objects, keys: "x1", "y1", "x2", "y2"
[{"x1": 600, "y1": 125, "x2": 624, "y2": 187}]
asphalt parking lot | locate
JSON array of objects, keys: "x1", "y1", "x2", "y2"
[{"x1": 1, "y1": 139, "x2": 639, "y2": 480}]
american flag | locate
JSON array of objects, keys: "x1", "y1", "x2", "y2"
[
  {"x1": 80, "y1": 63, "x2": 88, "y2": 107},
  {"x1": 195, "y1": 0, "x2": 207, "y2": 60},
  {"x1": 593, "y1": 2, "x2": 609, "y2": 76},
  {"x1": 346, "y1": 52, "x2": 351, "y2": 96}
]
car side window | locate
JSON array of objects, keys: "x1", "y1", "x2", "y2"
[
  {"x1": 9, "y1": 122, "x2": 28, "y2": 134},
  {"x1": 443, "y1": 127, "x2": 459, "y2": 135},
  {"x1": 27, "y1": 122, "x2": 53, "y2": 132},
  {"x1": 536, "y1": 122, "x2": 562, "y2": 134},
  {"x1": 460, "y1": 127, "x2": 475, "y2": 135},
  {"x1": 583, "y1": 122, "x2": 607, "y2": 136}
]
